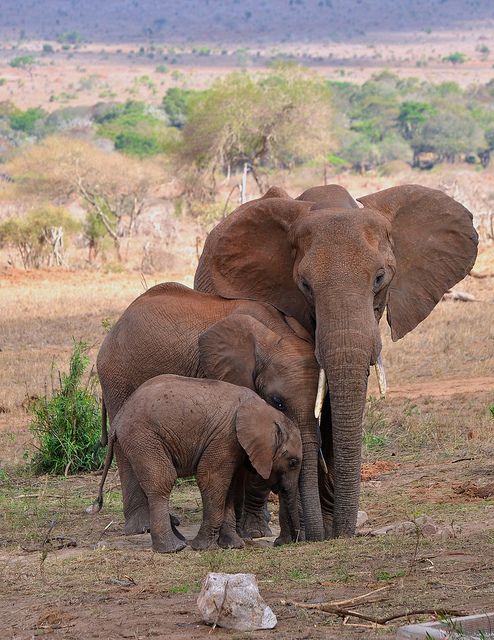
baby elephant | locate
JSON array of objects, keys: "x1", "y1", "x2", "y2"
[{"x1": 90, "y1": 375, "x2": 303, "y2": 553}]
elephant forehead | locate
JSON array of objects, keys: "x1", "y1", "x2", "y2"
[
  {"x1": 268, "y1": 338, "x2": 318, "y2": 367},
  {"x1": 295, "y1": 208, "x2": 390, "y2": 252}
]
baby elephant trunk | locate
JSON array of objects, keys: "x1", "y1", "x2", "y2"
[{"x1": 282, "y1": 479, "x2": 302, "y2": 541}]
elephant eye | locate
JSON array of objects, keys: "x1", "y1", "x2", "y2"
[
  {"x1": 288, "y1": 457, "x2": 300, "y2": 469},
  {"x1": 270, "y1": 396, "x2": 286, "y2": 411},
  {"x1": 373, "y1": 269, "x2": 386, "y2": 292},
  {"x1": 299, "y1": 278, "x2": 312, "y2": 296}
]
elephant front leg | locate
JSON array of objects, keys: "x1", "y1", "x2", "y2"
[
  {"x1": 115, "y1": 442, "x2": 151, "y2": 534},
  {"x1": 218, "y1": 472, "x2": 245, "y2": 549},
  {"x1": 191, "y1": 457, "x2": 233, "y2": 550},
  {"x1": 238, "y1": 472, "x2": 272, "y2": 539}
]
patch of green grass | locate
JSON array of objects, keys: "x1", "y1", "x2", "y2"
[
  {"x1": 375, "y1": 568, "x2": 406, "y2": 581},
  {"x1": 288, "y1": 568, "x2": 310, "y2": 581},
  {"x1": 169, "y1": 583, "x2": 195, "y2": 593}
]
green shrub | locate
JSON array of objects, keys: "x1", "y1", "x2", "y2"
[
  {"x1": 56, "y1": 31, "x2": 82, "y2": 44},
  {"x1": 9, "y1": 107, "x2": 46, "y2": 133},
  {"x1": 114, "y1": 130, "x2": 162, "y2": 156},
  {"x1": 9, "y1": 55, "x2": 36, "y2": 69},
  {"x1": 442, "y1": 52, "x2": 467, "y2": 64},
  {"x1": 29, "y1": 341, "x2": 104, "y2": 475}
]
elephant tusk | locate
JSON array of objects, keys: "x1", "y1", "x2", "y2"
[
  {"x1": 314, "y1": 368, "x2": 326, "y2": 419},
  {"x1": 319, "y1": 446, "x2": 329, "y2": 476},
  {"x1": 374, "y1": 354, "x2": 387, "y2": 397}
]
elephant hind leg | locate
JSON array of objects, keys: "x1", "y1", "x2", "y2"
[
  {"x1": 115, "y1": 441, "x2": 151, "y2": 535},
  {"x1": 129, "y1": 442, "x2": 185, "y2": 553}
]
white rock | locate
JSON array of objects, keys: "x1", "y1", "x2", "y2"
[
  {"x1": 197, "y1": 572, "x2": 277, "y2": 631},
  {"x1": 356, "y1": 510, "x2": 369, "y2": 528}
]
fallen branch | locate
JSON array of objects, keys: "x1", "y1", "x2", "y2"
[{"x1": 286, "y1": 599, "x2": 465, "y2": 626}]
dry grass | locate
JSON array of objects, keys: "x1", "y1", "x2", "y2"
[{"x1": 0, "y1": 212, "x2": 493, "y2": 638}]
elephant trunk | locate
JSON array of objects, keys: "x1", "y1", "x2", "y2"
[
  {"x1": 282, "y1": 480, "x2": 302, "y2": 541},
  {"x1": 299, "y1": 434, "x2": 324, "y2": 541},
  {"x1": 316, "y1": 307, "x2": 376, "y2": 538}
]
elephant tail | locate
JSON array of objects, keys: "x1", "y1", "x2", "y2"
[
  {"x1": 86, "y1": 431, "x2": 115, "y2": 514},
  {"x1": 100, "y1": 399, "x2": 108, "y2": 447}
]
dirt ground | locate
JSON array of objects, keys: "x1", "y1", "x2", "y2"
[{"x1": 1, "y1": 242, "x2": 493, "y2": 639}]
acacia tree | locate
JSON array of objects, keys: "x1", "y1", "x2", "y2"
[
  {"x1": 5, "y1": 137, "x2": 164, "y2": 260},
  {"x1": 176, "y1": 65, "x2": 333, "y2": 200}
]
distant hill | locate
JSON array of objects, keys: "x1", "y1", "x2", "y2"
[{"x1": 1, "y1": 0, "x2": 493, "y2": 44}]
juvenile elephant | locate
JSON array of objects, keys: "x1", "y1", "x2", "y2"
[
  {"x1": 97, "y1": 283, "x2": 322, "y2": 541},
  {"x1": 91, "y1": 375, "x2": 303, "y2": 553},
  {"x1": 195, "y1": 184, "x2": 478, "y2": 538}
]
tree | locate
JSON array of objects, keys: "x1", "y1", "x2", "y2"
[
  {"x1": 176, "y1": 64, "x2": 333, "y2": 199},
  {"x1": 398, "y1": 101, "x2": 435, "y2": 140},
  {"x1": 5, "y1": 137, "x2": 164, "y2": 261},
  {"x1": 411, "y1": 106, "x2": 483, "y2": 164},
  {"x1": 0, "y1": 205, "x2": 79, "y2": 268}
]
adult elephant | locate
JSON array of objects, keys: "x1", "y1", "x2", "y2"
[
  {"x1": 194, "y1": 184, "x2": 478, "y2": 538},
  {"x1": 97, "y1": 282, "x2": 322, "y2": 541}
]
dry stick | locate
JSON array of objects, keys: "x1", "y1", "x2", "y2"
[
  {"x1": 210, "y1": 579, "x2": 229, "y2": 633},
  {"x1": 321, "y1": 586, "x2": 390, "y2": 608}
]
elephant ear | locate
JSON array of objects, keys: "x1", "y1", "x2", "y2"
[
  {"x1": 358, "y1": 185, "x2": 478, "y2": 341},
  {"x1": 296, "y1": 184, "x2": 360, "y2": 210},
  {"x1": 260, "y1": 185, "x2": 291, "y2": 199},
  {"x1": 195, "y1": 197, "x2": 311, "y2": 324},
  {"x1": 235, "y1": 397, "x2": 285, "y2": 480},
  {"x1": 198, "y1": 314, "x2": 278, "y2": 390}
]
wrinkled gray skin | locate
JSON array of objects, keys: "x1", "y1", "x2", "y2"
[
  {"x1": 93, "y1": 376, "x2": 303, "y2": 553},
  {"x1": 97, "y1": 283, "x2": 322, "y2": 542},
  {"x1": 194, "y1": 184, "x2": 478, "y2": 538}
]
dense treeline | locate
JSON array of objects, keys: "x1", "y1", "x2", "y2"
[
  {"x1": 1, "y1": 65, "x2": 494, "y2": 268},
  {"x1": 2, "y1": 66, "x2": 494, "y2": 176}
]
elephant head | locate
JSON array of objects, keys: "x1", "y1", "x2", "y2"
[
  {"x1": 195, "y1": 184, "x2": 478, "y2": 537},
  {"x1": 198, "y1": 313, "x2": 323, "y2": 540},
  {"x1": 235, "y1": 397, "x2": 302, "y2": 541}
]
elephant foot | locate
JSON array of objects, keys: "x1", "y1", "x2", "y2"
[
  {"x1": 240, "y1": 512, "x2": 273, "y2": 539},
  {"x1": 218, "y1": 529, "x2": 245, "y2": 549},
  {"x1": 152, "y1": 536, "x2": 187, "y2": 554},
  {"x1": 124, "y1": 505, "x2": 151, "y2": 535},
  {"x1": 190, "y1": 532, "x2": 219, "y2": 551},
  {"x1": 273, "y1": 534, "x2": 294, "y2": 546}
]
